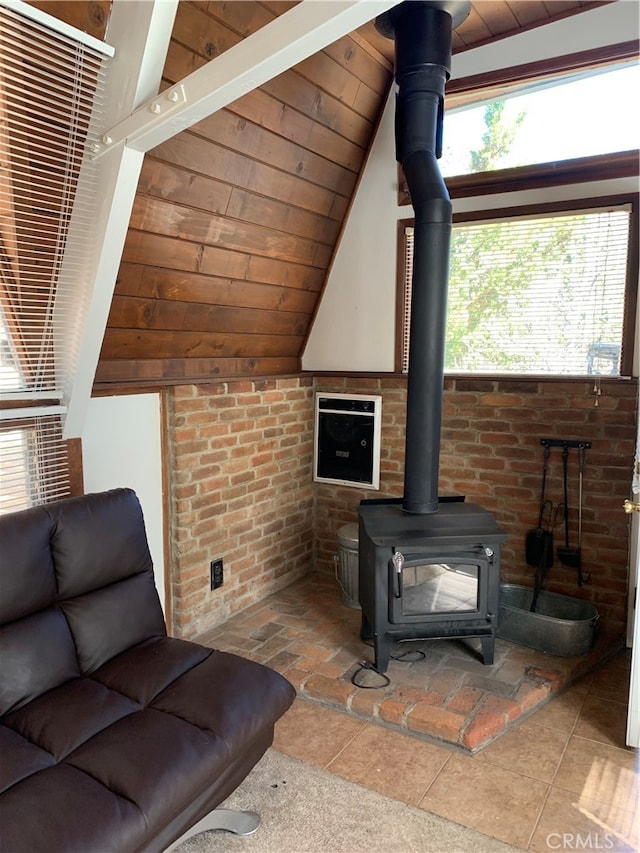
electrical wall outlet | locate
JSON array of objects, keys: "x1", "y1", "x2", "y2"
[{"x1": 210, "y1": 558, "x2": 223, "y2": 590}]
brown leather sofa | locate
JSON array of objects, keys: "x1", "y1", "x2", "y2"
[{"x1": 0, "y1": 488, "x2": 296, "y2": 852}]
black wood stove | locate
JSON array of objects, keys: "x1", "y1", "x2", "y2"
[
  {"x1": 357, "y1": 0, "x2": 508, "y2": 672},
  {"x1": 359, "y1": 497, "x2": 507, "y2": 672}
]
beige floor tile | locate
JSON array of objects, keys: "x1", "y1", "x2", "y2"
[
  {"x1": 613, "y1": 649, "x2": 632, "y2": 671},
  {"x1": 553, "y1": 735, "x2": 639, "y2": 811},
  {"x1": 529, "y1": 685, "x2": 587, "y2": 734},
  {"x1": 473, "y1": 720, "x2": 570, "y2": 783},
  {"x1": 327, "y1": 722, "x2": 451, "y2": 806},
  {"x1": 529, "y1": 786, "x2": 638, "y2": 853},
  {"x1": 272, "y1": 698, "x2": 366, "y2": 767},
  {"x1": 573, "y1": 695, "x2": 629, "y2": 749},
  {"x1": 418, "y1": 752, "x2": 548, "y2": 849},
  {"x1": 587, "y1": 659, "x2": 632, "y2": 705}
]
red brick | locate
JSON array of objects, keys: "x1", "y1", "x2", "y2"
[
  {"x1": 282, "y1": 668, "x2": 308, "y2": 691},
  {"x1": 527, "y1": 667, "x2": 565, "y2": 692},
  {"x1": 427, "y1": 669, "x2": 464, "y2": 696},
  {"x1": 314, "y1": 660, "x2": 352, "y2": 679},
  {"x1": 287, "y1": 643, "x2": 334, "y2": 662},
  {"x1": 303, "y1": 673, "x2": 356, "y2": 709},
  {"x1": 379, "y1": 698, "x2": 410, "y2": 726},
  {"x1": 406, "y1": 702, "x2": 465, "y2": 742},
  {"x1": 350, "y1": 690, "x2": 380, "y2": 718},
  {"x1": 461, "y1": 709, "x2": 508, "y2": 750},
  {"x1": 479, "y1": 393, "x2": 525, "y2": 407},
  {"x1": 170, "y1": 374, "x2": 634, "y2": 648},
  {"x1": 516, "y1": 681, "x2": 551, "y2": 713},
  {"x1": 447, "y1": 686, "x2": 483, "y2": 715},
  {"x1": 264, "y1": 651, "x2": 299, "y2": 674},
  {"x1": 396, "y1": 686, "x2": 442, "y2": 706},
  {"x1": 478, "y1": 694, "x2": 523, "y2": 723}
]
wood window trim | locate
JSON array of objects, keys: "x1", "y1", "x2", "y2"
[
  {"x1": 399, "y1": 150, "x2": 639, "y2": 205},
  {"x1": 395, "y1": 193, "x2": 639, "y2": 378},
  {"x1": 446, "y1": 39, "x2": 639, "y2": 106}
]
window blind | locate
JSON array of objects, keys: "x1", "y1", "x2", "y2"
[
  {"x1": 0, "y1": 416, "x2": 70, "y2": 513},
  {"x1": 0, "y1": 2, "x2": 111, "y2": 513},
  {"x1": 402, "y1": 206, "x2": 631, "y2": 377},
  {"x1": 0, "y1": 2, "x2": 109, "y2": 396},
  {"x1": 401, "y1": 225, "x2": 414, "y2": 374}
]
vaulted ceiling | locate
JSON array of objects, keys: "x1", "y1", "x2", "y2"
[{"x1": 30, "y1": 0, "x2": 614, "y2": 388}]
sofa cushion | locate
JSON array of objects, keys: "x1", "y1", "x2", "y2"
[
  {"x1": 92, "y1": 636, "x2": 211, "y2": 707},
  {"x1": 0, "y1": 505, "x2": 55, "y2": 624},
  {"x1": 0, "y1": 763, "x2": 150, "y2": 853},
  {"x1": 2, "y1": 678, "x2": 140, "y2": 760},
  {"x1": 152, "y1": 648, "x2": 296, "y2": 757},
  {"x1": 0, "y1": 725, "x2": 55, "y2": 793},
  {"x1": 0, "y1": 607, "x2": 80, "y2": 716},
  {"x1": 66, "y1": 707, "x2": 231, "y2": 833},
  {"x1": 50, "y1": 489, "x2": 156, "y2": 599},
  {"x1": 61, "y1": 572, "x2": 166, "y2": 674},
  {"x1": 0, "y1": 488, "x2": 167, "y2": 707}
]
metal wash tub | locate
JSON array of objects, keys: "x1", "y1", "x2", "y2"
[{"x1": 497, "y1": 584, "x2": 599, "y2": 656}]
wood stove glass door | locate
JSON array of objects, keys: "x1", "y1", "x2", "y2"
[{"x1": 388, "y1": 550, "x2": 490, "y2": 624}]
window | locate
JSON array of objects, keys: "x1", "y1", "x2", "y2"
[
  {"x1": 399, "y1": 201, "x2": 636, "y2": 377},
  {"x1": 398, "y1": 45, "x2": 639, "y2": 378},
  {"x1": 0, "y1": 3, "x2": 111, "y2": 514},
  {"x1": 0, "y1": 418, "x2": 70, "y2": 514},
  {"x1": 440, "y1": 63, "x2": 639, "y2": 178}
]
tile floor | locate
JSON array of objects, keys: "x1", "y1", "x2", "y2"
[
  {"x1": 200, "y1": 574, "x2": 638, "y2": 851},
  {"x1": 271, "y1": 649, "x2": 638, "y2": 852}
]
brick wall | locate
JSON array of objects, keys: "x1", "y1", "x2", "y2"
[
  {"x1": 166, "y1": 373, "x2": 636, "y2": 641},
  {"x1": 168, "y1": 376, "x2": 314, "y2": 638},
  {"x1": 315, "y1": 375, "x2": 638, "y2": 637}
]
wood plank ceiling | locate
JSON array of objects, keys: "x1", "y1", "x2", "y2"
[{"x1": 28, "y1": 0, "x2": 609, "y2": 388}]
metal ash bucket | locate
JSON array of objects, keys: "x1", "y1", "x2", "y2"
[{"x1": 335, "y1": 523, "x2": 360, "y2": 608}]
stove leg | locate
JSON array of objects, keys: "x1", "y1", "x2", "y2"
[
  {"x1": 360, "y1": 614, "x2": 373, "y2": 642},
  {"x1": 481, "y1": 636, "x2": 495, "y2": 665},
  {"x1": 374, "y1": 635, "x2": 392, "y2": 673}
]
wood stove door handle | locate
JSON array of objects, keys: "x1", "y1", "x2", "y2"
[
  {"x1": 391, "y1": 552, "x2": 404, "y2": 599},
  {"x1": 396, "y1": 570, "x2": 403, "y2": 599}
]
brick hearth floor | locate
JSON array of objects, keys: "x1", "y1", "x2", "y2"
[{"x1": 198, "y1": 573, "x2": 622, "y2": 752}]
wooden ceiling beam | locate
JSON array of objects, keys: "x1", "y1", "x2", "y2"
[{"x1": 95, "y1": 0, "x2": 401, "y2": 157}]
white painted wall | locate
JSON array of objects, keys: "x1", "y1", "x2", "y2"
[
  {"x1": 81, "y1": 394, "x2": 165, "y2": 610},
  {"x1": 303, "y1": 92, "x2": 400, "y2": 371},
  {"x1": 302, "y1": 1, "x2": 640, "y2": 372}
]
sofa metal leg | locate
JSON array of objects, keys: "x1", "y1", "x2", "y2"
[
  {"x1": 205, "y1": 808, "x2": 261, "y2": 836},
  {"x1": 164, "y1": 808, "x2": 260, "y2": 851}
]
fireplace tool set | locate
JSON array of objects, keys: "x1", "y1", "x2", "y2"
[{"x1": 527, "y1": 439, "x2": 591, "y2": 613}]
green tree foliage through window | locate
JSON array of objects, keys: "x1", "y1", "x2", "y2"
[
  {"x1": 468, "y1": 101, "x2": 525, "y2": 173},
  {"x1": 443, "y1": 210, "x2": 629, "y2": 375}
]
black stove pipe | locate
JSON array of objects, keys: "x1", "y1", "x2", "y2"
[{"x1": 376, "y1": 1, "x2": 468, "y2": 515}]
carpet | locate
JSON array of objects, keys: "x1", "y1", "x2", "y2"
[{"x1": 173, "y1": 749, "x2": 522, "y2": 853}]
